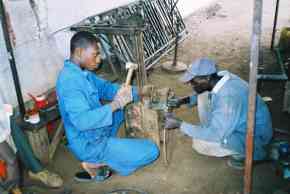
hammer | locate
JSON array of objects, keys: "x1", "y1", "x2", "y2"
[{"x1": 125, "y1": 62, "x2": 138, "y2": 86}]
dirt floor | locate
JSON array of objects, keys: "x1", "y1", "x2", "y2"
[{"x1": 26, "y1": 0, "x2": 290, "y2": 193}]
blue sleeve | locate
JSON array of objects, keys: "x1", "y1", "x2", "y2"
[
  {"x1": 187, "y1": 95, "x2": 197, "y2": 107},
  {"x1": 90, "y1": 74, "x2": 139, "y2": 102},
  {"x1": 59, "y1": 82, "x2": 114, "y2": 131},
  {"x1": 89, "y1": 74, "x2": 120, "y2": 101},
  {"x1": 180, "y1": 95, "x2": 242, "y2": 142}
]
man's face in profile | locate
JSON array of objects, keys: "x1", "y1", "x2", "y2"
[
  {"x1": 189, "y1": 76, "x2": 211, "y2": 94},
  {"x1": 80, "y1": 43, "x2": 101, "y2": 71}
]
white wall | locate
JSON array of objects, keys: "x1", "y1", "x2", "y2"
[{"x1": 0, "y1": 0, "x2": 214, "y2": 106}]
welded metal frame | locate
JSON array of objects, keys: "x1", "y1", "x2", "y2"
[{"x1": 74, "y1": 0, "x2": 187, "y2": 70}]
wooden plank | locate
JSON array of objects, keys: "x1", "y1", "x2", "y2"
[{"x1": 25, "y1": 127, "x2": 49, "y2": 165}]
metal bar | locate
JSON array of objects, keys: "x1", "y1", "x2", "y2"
[
  {"x1": 143, "y1": 2, "x2": 167, "y2": 45},
  {"x1": 244, "y1": 0, "x2": 263, "y2": 193},
  {"x1": 270, "y1": 0, "x2": 280, "y2": 50},
  {"x1": 171, "y1": 0, "x2": 180, "y2": 67},
  {"x1": 135, "y1": 31, "x2": 146, "y2": 88},
  {"x1": 119, "y1": 35, "x2": 135, "y2": 61},
  {"x1": 0, "y1": 0, "x2": 26, "y2": 118},
  {"x1": 257, "y1": 74, "x2": 287, "y2": 80},
  {"x1": 114, "y1": 35, "x2": 129, "y2": 62},
  {"x1": 97, "y1": 34, "x2": 118, "y2": 76},
  {"x1": 163, "y1": 128, "x2": 168, "y2": 165},
  {"x1": 145, "y1": 30, "x2": 187, "y2": 69},
  {"x1": 71, "y1": 24, "x2": 145, "y2": 35},
  {"x1": 156, "y1": 0, "x2": 174, "y2": 35},
  {"x1": 147, "y1": 1, "x2": 169, "y2": 43}
]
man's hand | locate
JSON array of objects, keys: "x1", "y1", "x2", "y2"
[
  {"x1": 113, "y1": 85, "x2": 133, "y2": 109},
  {"x1": 164, "y1": 112, "x2": 182, "y2": 129},
  {"x1": 167, "y1": 96, "x2": 190, "y2": 108}
]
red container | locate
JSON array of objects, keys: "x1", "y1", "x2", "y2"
[
  {"x1": 0, "y1": 160, "x2": 7, "y2": 180},
  {"x1": 28, "y1": 93, "x2": 48, "y2": 110}
]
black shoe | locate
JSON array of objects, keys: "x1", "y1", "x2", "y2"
[
  {"x1": 227, "y1": 155, "x2": 245, "y2": 170},
  {"x1": 74, "y1": 166, "x2": 112, "y2": 182}
]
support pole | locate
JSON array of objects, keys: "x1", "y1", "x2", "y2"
[
  {"x1": 270, "y1": 0, "x2": 280, "y2": 50},
  {"x1": 244, "y1": 0, "x2": 263, "y2": 194},
  {"x1": 0, "y1": 0, "x2": 25, "y2": 118}
]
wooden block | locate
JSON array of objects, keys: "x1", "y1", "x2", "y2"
[
  {"x1": 126, "y1": 103, "x2": 162, "y2": 148},
  {"x1": 25, "y1": 127, "x2": 49, "y2": 165}
]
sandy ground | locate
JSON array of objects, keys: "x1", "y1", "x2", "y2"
[{"x1": 26, "y1": 0, "x2": 290, "y2": 193}]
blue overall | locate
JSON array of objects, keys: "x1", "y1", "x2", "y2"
[
  {"x1": 56, "y1": 60, "x2": 159, "y2": 176},
  {"x1": 181, "y1": 71, "x2": 272, "y2": 160}
]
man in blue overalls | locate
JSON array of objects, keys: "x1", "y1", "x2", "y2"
[{"x1": 56, "y1": 31, "x2": 159, "y2": 180}]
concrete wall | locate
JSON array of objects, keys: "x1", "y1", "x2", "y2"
[
  {"x1": 0, "y1": 0, "x2": 214, "y2": 106},
  {"x1": 178, "y1": 0, "x2": 215, "y2": 18}
]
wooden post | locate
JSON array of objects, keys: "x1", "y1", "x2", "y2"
[{"x1": 244, "y1": 0, "x2": 263, "y2": 193}]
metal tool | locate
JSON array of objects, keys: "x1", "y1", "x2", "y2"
[{"x1": 162, "y1": 89, "x2": 176, "y2": 165}]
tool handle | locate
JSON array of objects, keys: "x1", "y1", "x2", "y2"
[{"x1": 125, "y1": 68, "x2": 134, "y2": 86}]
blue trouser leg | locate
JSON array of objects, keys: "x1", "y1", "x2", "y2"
[
  {"x1": 83, "y1": 109, "x2": 159, "y2": 175},
  {"x1": 10, "y1": 117, "x2": 43, "y2": 173},
  {"x1": 102, "y1": 138, "x2": 159, "y2": 176}
]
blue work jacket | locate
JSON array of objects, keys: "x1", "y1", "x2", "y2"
[
  {"x1": 56, "y1": 60, "x2": 138, "y2": 162},
  {"x1": 181, "y1": 71, "x2": 273, "y2": 160}
]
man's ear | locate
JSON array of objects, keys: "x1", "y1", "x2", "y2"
[{"x1": 74, "y1": 47, "x2": 83, "y2": 60}]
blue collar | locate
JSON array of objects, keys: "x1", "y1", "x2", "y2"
[{"x1": 64, "y1": 59, "x2": 90, "y2": 77}]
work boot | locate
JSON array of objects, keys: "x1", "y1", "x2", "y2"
[{"x1": 28, "y1": 169, "x2": 63, "y2": 188}]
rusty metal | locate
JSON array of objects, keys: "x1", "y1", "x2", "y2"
[{"x1": 244, "y1": 0, "x2": 263, "y2": 193}]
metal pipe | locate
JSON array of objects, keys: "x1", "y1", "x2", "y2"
[
  {"x1": 145, "y1": 30, "x2": 187, "y2": 69},
  {"x1": 257, "y1": 74, "x2": 287, "y2": 80},
  {"x1": 169, "y1": 0, "x2": 180, "y2": 67},
  {"x1": 156, "y1": 0, "x2": 174, "y2": 35},
  {"x1": 244, "y1": 0, "x2": 263, "y2": 193},
  {"x1": 0, "y1": 0, "x2": 26, "y2": 118},
  {"x1": 143, "y1": 2, "x2": 167, "y2": 45},
  {"x1": 134, "y1": 31, "x2": 146, "y2": 88},
  {"x1": 270, "y1": 0, "x2": 280, "y2": 50},
  {"x1": 147, "y1": 1, "x2": 169, "y2": 43}
]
